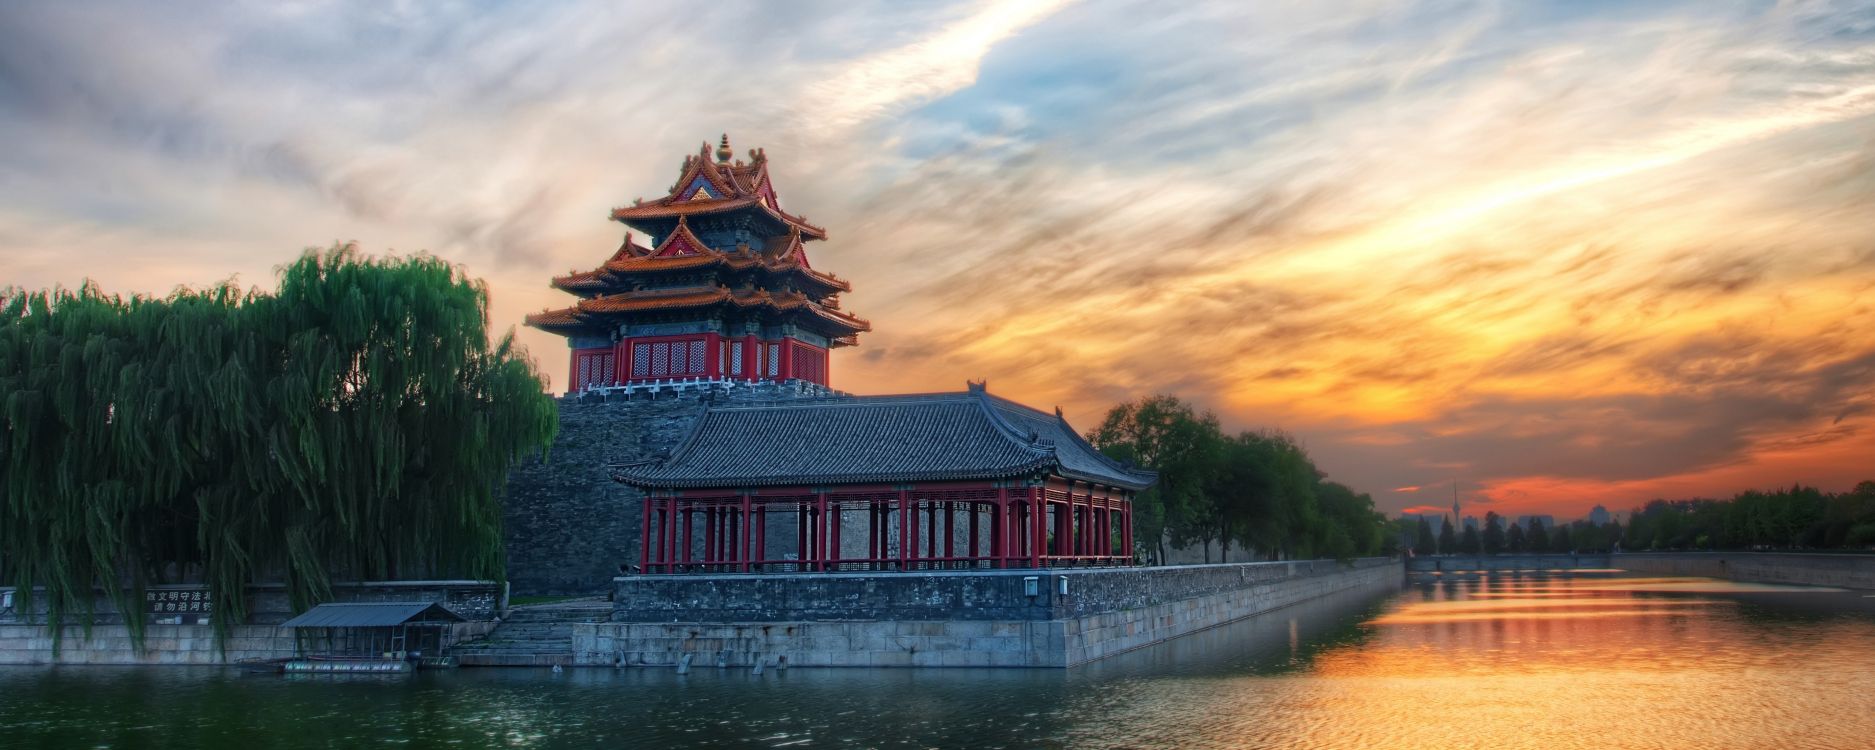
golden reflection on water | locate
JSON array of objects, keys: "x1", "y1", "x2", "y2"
[{"x1": 1242, "y1": 572, "x2": 1875, "y2": 750}]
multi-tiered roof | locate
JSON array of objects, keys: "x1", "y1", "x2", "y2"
[{"x1": 525, "y1": 136, "x2": 869, "y2": 346}]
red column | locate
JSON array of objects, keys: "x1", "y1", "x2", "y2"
[
  {"x1": 796, "y1": 502, "x2": 808, "y2": 569},
  {"x1": 828, "y1": 498, "x2": 842, "y2": 568},
  {"x1": 994, "y1": 489, "x2": 1008, "y2": 568},
  {"x1": 1029, "y1": 487, "x2": 1044, "y2": 568},
  {"x1": 704, "y1": 332, "x2": 722, "y2": 379},
  {"x1": 900, "y1": 487, "x2": 915, "y2": 570},
  {"x1": 754, "y1": 504, "x2": 767, "y2": 570},
  {"x1": 779, "y1": 338, "x2": 796, "y2": 381},
  {"x1": 705, "y1": 507, "x2": 718, "y2": 564},
  {"x1": 815, "y1": 492, "x2": 830, "y2": 571},
  {"x1": 682, "y1": 504, "x2": 694, "y2": 565},
  {"x1": 944, "y1": 502, "x2": 955, "y2": 562},
  {"x1": 663, "y1": 499, "x2": 676, "y2": 572},
  {"x1": 639, "y1": 497, "x2": 652, "y2": 573},
  {"x1": 967, "y1": 502, "x2": 979, "y2": 566},
  {"x1": 908, "y1": 496, "x2": 921, "y2": 566},
  {"x1": 740, "y1": 495, "x2": 753, "y2": 572}
]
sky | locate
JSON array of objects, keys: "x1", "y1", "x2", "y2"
[{"x1": 3, "y1": 0, "x2": 1873, "y2": 521}]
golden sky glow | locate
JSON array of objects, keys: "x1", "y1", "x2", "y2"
[{"x1": 2, "y1": 1, "x2": 1872, "y2": 519}]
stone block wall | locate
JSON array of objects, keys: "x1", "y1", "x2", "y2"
[
  {"x1": 581, "y1": 558, "x2": 1401, "y2": 668},
  {"x1": 502, "y1": 381, "x2": 837, "y2": 595},
  {"x1": 1405, "y1": 554, "x2": 1612, "y2": 573},
  {"x1": 0, "y1": 580, "x2": 501, "y2": 665},
  {"x1": 1616, "y1": 552, "x2": 1875, "y2": 589}
]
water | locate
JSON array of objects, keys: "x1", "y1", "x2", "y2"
[{"x1": 5, "y1": 571, "x2": 1875, "y2": 749}]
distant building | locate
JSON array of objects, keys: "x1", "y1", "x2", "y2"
[
  {"x1": 1463, "y1": 516, "x2": 1479, "y2": 532},
  {"x1": 1588, "y1": 505, "x2": 1612, "y2": 526}
]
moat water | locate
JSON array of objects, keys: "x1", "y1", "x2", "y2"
[{"x1": 5, "y1": 570, "x2": 1875, "y2": 749}]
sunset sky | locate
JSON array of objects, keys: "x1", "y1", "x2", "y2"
[{"x1": 3, "y1": 1, "x2": 1872, "y2": 520}]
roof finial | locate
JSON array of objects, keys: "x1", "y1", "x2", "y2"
[{"x1": 716, "y1": 133, "x2": 733, "y2": 163}]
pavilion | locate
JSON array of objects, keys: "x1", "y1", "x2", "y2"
[{"x1": 615, "y1": 383, "x2": 1155, "y2": 573}]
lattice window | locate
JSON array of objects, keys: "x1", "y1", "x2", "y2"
[
  {"x1": 729, "y1": 341, "x2": 744, "y2": 375},
  {"x1": 632, "y1": 344, "x2": 650, "y2": 377},
  {"x1": 791, "y1": 343, "x2": 826, "y2": 385},
  {"x1": 688, "y1": 340, "x2": 706, "y2": 373},
  {"x1": 651, "y1": 344, "x2": 670, "y2": 376},
  {"x1": 669, "y1": 341, "x2": 687, "y2": 374},
  {"x1": 574, "y1": 350, "x2": 615, "y2": 390},
  {"x1": 765, "y1": 344, "x2": 780, "y2": 378}
]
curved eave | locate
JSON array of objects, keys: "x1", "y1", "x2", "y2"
[
  {"x1": 610, "y1": 198, "x2": 829, "y2": 240},
  {"x1": 613, "y1": 458, "x2": 1057, "y2": 490}
]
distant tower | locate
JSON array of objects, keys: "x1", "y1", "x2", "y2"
[
  {"x1": 1452, "y1": 481, "x2": 1461, "y2": 527},
  {"x1": 526, "y1": 136, "x2": 870, "y2": 392}
]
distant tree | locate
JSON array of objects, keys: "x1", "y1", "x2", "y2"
[
  {"x1": 1607, "y1": 520, "x2": 1624, "y2": 551},
  {"x1": 1483, "y1": 512, "x2": 1506, "y2": 555},
  {"x1": 1460, "y1": 525, "x2": 1481, "y2": 555},
  {"x1": 1508, "y1": 523, "x2": 1527, "y2": 553},
  {"x1": 1528, "y1": 520, "x2": 1551, "y2": 551},
  {"x1": 1551, "y1": 523, "x2": 1573, "y2": 553},
  {"x1": 1414, "y1": 517, "x2": 1436, "y2": 557},
  {"x1": 1438, "y1": 517, "x2": 1457, "y2": 555}
]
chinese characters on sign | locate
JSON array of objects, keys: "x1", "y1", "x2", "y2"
[
  {"x1": 145, "y1": 589, "x2": 214, "y2": 614},
  {"x1": 145, "y1": 589, "x2": 213, "y2": 624}
]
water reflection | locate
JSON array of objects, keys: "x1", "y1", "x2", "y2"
[{"x1": 2, "y1": 571, "x2": 1873, "y2": 749}]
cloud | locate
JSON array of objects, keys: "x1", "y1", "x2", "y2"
[{"x1": 2, "y1": 0, "x2": 1872, "y2": 521}]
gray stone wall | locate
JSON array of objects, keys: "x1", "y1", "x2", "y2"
[
  {"x1": 1616, "y1": 552, "x2": 1875, "y2": 590},
  {"x1": 613, "y1": 558, "x2": 1392, "y2": 622},
  {"x1": 0, "y1": 580, "x2": 501, "y2": 665},
  {"x1": 581, "y1": 558, "x2": 1401, "y2": 668},
  {"x1": 0, "y1": 580, "x2": 501, "y2": 627},
  {"x1": 502, "y1": 381, "x2": 837, "y2": 595},
  {"x1": 1405, "y1": 554, "x2": 1612, "y2": 572}
]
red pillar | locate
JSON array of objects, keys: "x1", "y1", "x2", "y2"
[
  {"x1": 991, "y1": 491, "x2": 1005, "y2": 568},
  {"x1": 815, "y1": 492, "x2": 830, "y2": 571},
  {"x1": 908, "y1": 496, "x2": 920, "y2": 567},
  {"x1": 944, "y1": 502, "x2": 955, "y2": 562},
  {"x1": 828, "y1": 498, "x2": 842, "y2": 568},
  {"x1": 796, "y1": 502, "x2": 808, "y2": 569},
  {"x1": 967, "y1": 502, "x2": 979, "y2": 566},
  {"x1": 705, "y1": 507, "x2": 718, "y2": 564},
  {"x1": 754, "y1": 504, "x2": 767, "y2": 570},
  {"x1": 639, "y1": 497, "x2": 652, "y2": 573},
  {"x1": 779, "y1": 338, "x2": 796, "y2": 381},
  {"x1": 1029, "y1": 487, "x2": 1044, "y2": 568},
  {"x1": 663, "y1": 498, "x2": 677, "y2": 572},
  {"x1": 740, "y1": 495, "x2": 753, "y2": 572}
]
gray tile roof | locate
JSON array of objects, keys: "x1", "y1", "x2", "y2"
[
  {"x1": 278, "y1": 602, "x2": 464, "y2": 628},
  {"x1": 613, "y1": 384, "x2": 1157, "y2": 490}
]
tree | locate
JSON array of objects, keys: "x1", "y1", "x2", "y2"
[
  {"x1": 1482, "y1": 512, "x2": 1506, "y2": 555},
  {"x1": 1460, "y1": 525, "x2": 1481, "y2": 555},
  {"x1": 1088, "y1": 396, "x2": 1219, "y2": 562},
  {"x1": 1508, "y1": 523, "x2": 1527, "y2": 553},
  {"x1": 1437, "y1": 517, "x2": 1457, "y2": 555},
  {"x1": 0, "y1": 246, "x2": 558, "y2": 647},
  {"x1": 1551, "y1": 522, "x2": 1573, "y2": 553},
  {"x1": 1528, "y1": 520, "x2": 1550, "y2": 551},
  {"x1": 1414, "y1": 517, "x2": 1436, "y2": 557}
]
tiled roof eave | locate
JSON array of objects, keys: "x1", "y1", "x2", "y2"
[{"x1": 613, "y1": 457, "x2": 1058, "y2": 490}]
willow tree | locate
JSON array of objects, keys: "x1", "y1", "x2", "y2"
[{"x1": 0, "y1": 245, "x2": 557, "y2": 647}]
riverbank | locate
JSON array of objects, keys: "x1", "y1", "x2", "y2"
[{"x1": 1617, "y1": 551, "x2": 1875, "y2": 590}]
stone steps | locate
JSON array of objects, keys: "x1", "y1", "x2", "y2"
[{"x1": 450, "y1": 600, "x2": 610, "y2": 667}]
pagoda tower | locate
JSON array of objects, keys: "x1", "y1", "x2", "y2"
[{"x1": 526, "y1": 136, "x2": 869, "y2": 392}]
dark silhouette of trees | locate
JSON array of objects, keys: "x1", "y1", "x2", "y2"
[
  {"x1": 1090, "y1": 395, "x2": 1388, "y2": 562},
  {"x1": 0, "y1": 246, "x2": 557, "y2": 647},
  {"x1": 1483, "y1": 512, "x2": 1506, "y2": 555}
]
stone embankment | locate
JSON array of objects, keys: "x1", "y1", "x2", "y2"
[
  {"x1": 1616, "y1": 552, "x2": 1875, "y2": 590},
  {"x1": 1406, "y1": 554, "x2": 1611, "y2": 573},
  {"x1": 577, "y1": 557, "x2": 1402, "y2": 669},
  {"x1": 0, "y1": 580, "x2": 501, "y2": 666}
]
